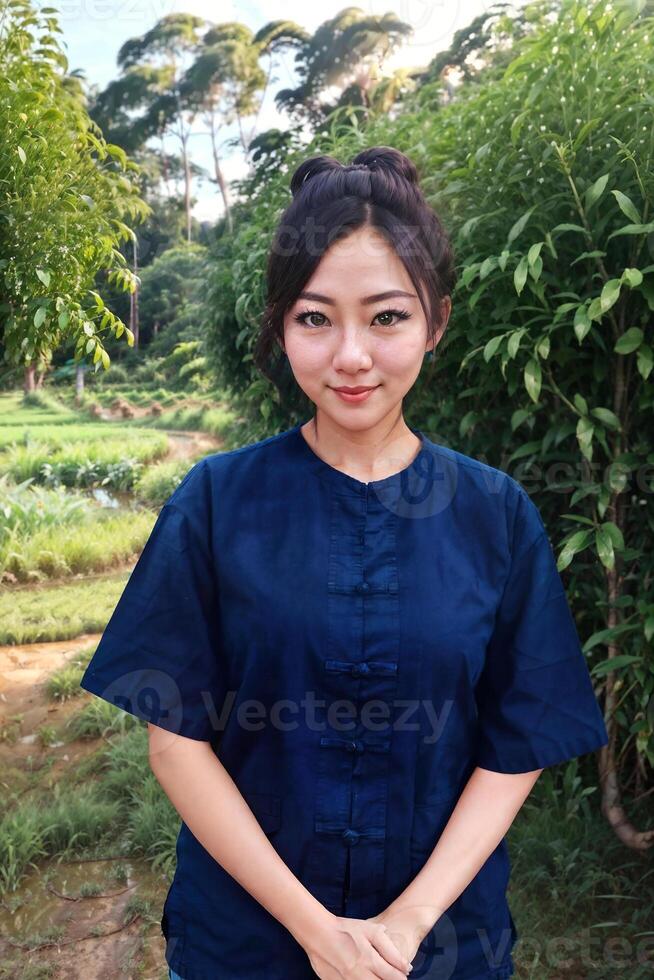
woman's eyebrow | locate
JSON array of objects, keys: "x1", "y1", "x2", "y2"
[{"x1": 296, "y1": 289, "x2": 417, "y2": 306}]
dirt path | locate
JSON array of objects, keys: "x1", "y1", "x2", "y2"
[{"x1": 0, "y1": 419, "x2": 225, "y2": 978}]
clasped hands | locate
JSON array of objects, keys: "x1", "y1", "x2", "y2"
[{"x1": 305, "y1": 902, "x2": 435, "y2": 979}]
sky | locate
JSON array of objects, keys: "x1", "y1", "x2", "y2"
[{"x1": 54, "y1": 0, "x2": 504, "y2": 222}]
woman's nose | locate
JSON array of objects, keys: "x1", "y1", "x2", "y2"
[{"x1": 331, "y1": 330, "x2": 373, "y2": 370}]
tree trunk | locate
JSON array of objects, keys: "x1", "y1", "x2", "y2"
[
  {"x1": 130, "y1": 236, "x2": 140, "y2": 349},
  {"x1": 24, "y1": 363, "x2": 35, "y2": 393},
  {"x1": 75, "y1": 363, "x2": 85, "y2": 405},
  {"x1": 210, "y1": 112, "x2": 233, "y2": 235},
  {"x1": 180, "y1": 130, "x2": 192, "y2": 243}
]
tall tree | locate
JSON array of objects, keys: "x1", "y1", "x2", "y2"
[
  {"x1": 0, "y1": 0, "x2": 149, "y2": 386},
  {"x1": 180, "y1": 20, "x2": 308, "y2": 232},
  {"x1": 115, "y1": 14, "x2": 208, "y2": 243},
  {"x1": 269, "y1": 8, "x2": 413, "y2": 127}
]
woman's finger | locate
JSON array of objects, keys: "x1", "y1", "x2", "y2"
[
  {"x1": 368, "y1": 923, "x2": 412, "y2": 975},
  {"x1": 368, "y1": 942, "x2": 412, "y2": 980}
]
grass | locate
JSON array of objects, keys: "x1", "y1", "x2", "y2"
[
  {"x1": 132, "y1": 456, "x2": 201, "y2": 507},
  {"x1": 0, "y1": 572, "x2": 132, "y2": 644},
  {"x1": 3, "y1": 508, "x2": 155, "y2": 583},
  {"x1": 0, "y1": 723, "x2": 181, "y2": 895},
  {"x1": 508, "y1": 762, "x2": 654, "y2": 978},
  {"x1": 133, "y1": 401, "x2": 237, "y2": 440}
]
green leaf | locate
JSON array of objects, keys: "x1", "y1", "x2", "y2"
[
  {"x1": 483, "y1": 335, "x2": 503, "y2": 361},
  {"x1": 611, "y1": 190, "x2": 641, "y2": 224},
  {"x1": 592, "y1": 654, "x2": 642, "y2": 676},
  {"x1": 514, "y1": 255, "x2": 528, "y2": 296},
  {"x1": 479, "y1": 256, "x2": 497, "y2": 280},
  {"x1": 536, "y1": 335, "x2": 550, "y2": 359},
  {"x1": 573, "y1": 304, "x2": 592, "y2": 343},
  {"x1": 17, "y1": 145, "x2": 26, "y2": 164},
  {"x1": 524, "y1": 357, "x2": 541, "y2": 403},
  {"x1": 58, "y1": 311, "x2": 69, "y2": 329},
  {"x1": 574, "y1": 393, "x2": 588, "y2": 415},
  {"x1": 507, "y1": 328, "x2": 526, "y2": 359},
  {"x1": 620, "y1": 267, "x2": 643, "y2": 288},
  {"x1": 600, "y1": 278, "x2": 621, "y2": 313},
  {"x1": 33, "y1": 307, "x2": 46, "y2": 328},
  {"x1": 507, "y1": 205, "x2": 536, "y2": 245},
  {"x1": 636, "y1": 344, "x2": 653, "y2": 379},
  {"x1": 573, "y1": 117, "x2": 601, "y2": 150},
  {"x1": 36, "y1": 269, "x2": 51, "y2": 288},
  {"x1": 527, "y1": 241, "x2": 544, "y2": 266},
  {"x1": 595, "y1": 526, "x2": 615, "y2": 569},
  {"x1": 614, "y1": 327, "x2": 643, "y2": 354},
  {"x1": 601, "y1": 522, "x2": 624, "y2": 550},
  {"x1": 590, "y1": 407, "x2": 621, "y2": 430},
  {"x1": 607, "y1": 220, "x2": 654, "y2": 240},
  {"x1": 511, "y1": 408, "x2": 530, "y2": 431},
  {"x1": 551, "y1": 223, "x2": 588, "y2": 236},
  {"x1": 576, "y1": 416, "x2": 595, "y2": 462},
  {"x1": 584, "y1": 173, "x2": 609, "y2": 209},
  {"x1": 461, "y1": 264, "x2": 479, "y2": 288},
  {"x1": 557, "y1": 529, "x2": 592, "y2": 571}
]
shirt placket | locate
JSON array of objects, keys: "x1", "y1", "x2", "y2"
[{"x1": 309, "y1": 483, "x2": 401, "y2": 917}]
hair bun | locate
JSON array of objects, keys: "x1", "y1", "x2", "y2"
[
  {"x1": 351, "y1": 146, "x2": 420, "y2": 188},
  {"x1": 289, "y1": 155, "x2": 342, "y2": 198},
  {"x1": 289, "y1": 146, "x2": 421, "y2": 199}
]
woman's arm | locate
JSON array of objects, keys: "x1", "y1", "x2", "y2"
[
  {"x1": 147, "y1": 724, "x2": 414, "y2": 979},
  {"x1": 371, "y1": 766, "x2": 543, "y2": 961}
]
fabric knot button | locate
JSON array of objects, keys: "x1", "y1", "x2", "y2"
[
  {"x1": 356, "y1": 581, "x2": 370, "y2": 593},
  {"x1": 351, "y1": 662, "x2": 371, "y2": 678},
  {"x1": 342, "y1": 829, "x2": 360, "y2": 845}
]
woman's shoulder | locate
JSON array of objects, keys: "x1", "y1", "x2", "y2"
[
  {"x1": 204, "y1": 424, "x2": 298, "y2": 473},
  {"x1": 422, "y1": 434, "x2": 526, "y2": 510},
  {"x1": 164, "y1": 424, "x2": 299, "y2": 516}
]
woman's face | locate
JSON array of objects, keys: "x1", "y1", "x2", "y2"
[{"x1": 282, "y1": 225, "x2": 450, "y2": 428}]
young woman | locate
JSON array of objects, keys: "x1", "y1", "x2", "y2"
[{"x1": 80, "y1": 146, "x2": 608, "y2": 980}]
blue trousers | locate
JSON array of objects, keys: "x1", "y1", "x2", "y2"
[{"x1": 168, "y1": 970, "x2": 184, "y2": 980}]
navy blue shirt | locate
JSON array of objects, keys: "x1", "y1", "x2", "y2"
[{"x1": 79, "y1": 420, "x2": 609, "y2": 980}]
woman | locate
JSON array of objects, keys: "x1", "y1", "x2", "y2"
[{"x1": 80, "y1": 146, "x2": 609, "y2": 980}]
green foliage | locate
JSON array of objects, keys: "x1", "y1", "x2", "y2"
[
  {"x1": 137, "y1": 244, "x2": 210, "y2": 354},
  {"x1": 0, "y1": 571, "x2": 130, "y2": 643},
  {"x1": 133, "y1": 457, "x2": 196, "y2": 507},
  {"x1": 0, "y1": 0, "x2": 150, "y2": 373},
  {"x1": 203, "y1": 0, "x2": 654, "y2": 780}
]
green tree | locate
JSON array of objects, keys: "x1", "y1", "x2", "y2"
[
  {"x1": 203, "y1": 0, "x2": 654, "y2": 843},
  {"x1": 270, "y1": 8, "x2": 414, "y2": 127},
  {"x1": 0, "y1": 0, "x2": 149, "y2": 389}
]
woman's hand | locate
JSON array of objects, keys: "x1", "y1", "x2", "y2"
[
  {"x1": 302, "y1": 912, "x2": 414, "y2": 979},
  {"x1": 367, "y1": 906, "x2": 428, "y2": 967}
]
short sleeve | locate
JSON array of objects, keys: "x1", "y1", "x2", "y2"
[
  {"x1": 79, "y1": 458, "x2": 227, "y2": 742},
  {"x1": 474, "y1": 488, "x2": 609, "y2": 774}
]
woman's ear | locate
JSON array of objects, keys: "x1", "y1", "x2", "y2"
[{"x1": 428, "y1": 297, "x2": 452, "y2": 352}]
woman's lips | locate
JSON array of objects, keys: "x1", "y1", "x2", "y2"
[{"x1": 330, "y1": 386, "x2": 379, "y2": 403}]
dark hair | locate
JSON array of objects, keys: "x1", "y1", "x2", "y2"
[{"x1": 254, "y1": 145, "x2": 457, "y2": 397}]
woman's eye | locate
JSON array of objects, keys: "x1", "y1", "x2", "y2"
[
  {"x1": 293, "y1": 310, "x2": 327, "y2": 328},
  {"x1": 375, "y1": 308, "x2": 411, "y2": 327},
  {"x1": 293, "y1": 308, "x2": 412, "y2": 329}
]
